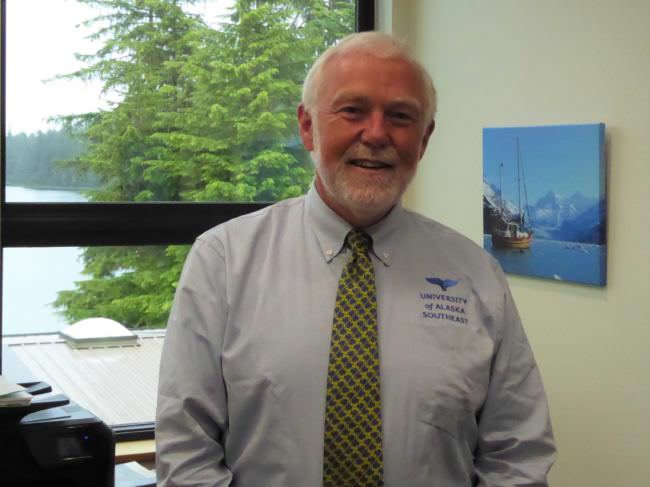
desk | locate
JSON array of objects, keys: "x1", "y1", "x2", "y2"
[{"x1": 116, "y1": 439, "x2": 156, "y2": 469}]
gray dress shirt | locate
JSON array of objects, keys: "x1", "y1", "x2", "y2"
[{"x1": 156, "y1": 186, "x2": 555, "y2": 486}]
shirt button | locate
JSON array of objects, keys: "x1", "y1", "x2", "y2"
[
  {"x1": 383, "y1": 253, "x2": 390, "y2": 259},
  {"x1": 325, "y1": 249, "x2": 333, "y2": 256}
]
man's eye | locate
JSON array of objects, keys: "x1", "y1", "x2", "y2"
[
  {"x1": 341, "y1": 106, "x2": 362, "y2": 114},
  {"x1": 390, "y1": 111, "x2": 414, "y2": 122}
]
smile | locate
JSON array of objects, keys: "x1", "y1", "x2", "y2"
[{"x1": 349, "y1": 159, "x2": 393, "y2": 169}]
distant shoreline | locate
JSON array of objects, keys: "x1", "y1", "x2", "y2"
[{"x1": 6, "y1": 183, "x2": 98, "y2": 192}]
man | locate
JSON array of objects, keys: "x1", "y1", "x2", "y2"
[{"x1": 156, "y1": 32, "x2": 555, "y2": 486}]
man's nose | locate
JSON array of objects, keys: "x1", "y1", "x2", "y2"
[{"x1": 360, "y1": 111, "x2": 390, "y2": 148}]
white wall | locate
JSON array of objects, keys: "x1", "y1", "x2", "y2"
[{"x1": 382, "y1": 1, "x2": 650, "y2": 486}]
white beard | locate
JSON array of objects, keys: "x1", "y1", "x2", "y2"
[{"x1": 312, "y1": 142, "x2": 415, "y2": 221}]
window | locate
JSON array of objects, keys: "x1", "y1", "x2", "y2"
[{"x1": 1, "y1": 0, "x2": 374, "y2": 439}]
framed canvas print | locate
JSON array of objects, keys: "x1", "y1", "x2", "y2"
[{"x1": 483, "y1": 123, "x2": 607, "y2": 286}]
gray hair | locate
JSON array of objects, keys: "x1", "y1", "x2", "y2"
[{"x1": 301, "y1": 31, "x2": 437, "y2": 121}]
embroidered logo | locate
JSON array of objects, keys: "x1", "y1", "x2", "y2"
[{"x1": 425, "y1": 277, "x2": 459, "y2": 291}]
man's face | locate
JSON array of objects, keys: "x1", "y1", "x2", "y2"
[{"x1": 298, "y1": 51, "x2": 434, "y2": 227}]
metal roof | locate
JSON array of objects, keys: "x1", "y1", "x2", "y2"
[{"x1": 3, "y1": 329, "x2": 165, "y2": 427}]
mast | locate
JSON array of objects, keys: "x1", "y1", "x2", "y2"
[
  {"x1": 499, "y1": 162, "x2": 504, "y2": 198},
  {"x1": 521, "y1": 147, "x2": 531, "y2": 229},
  {"x1": 516, "y1": 138, "x2": 523, "y2": 227}
]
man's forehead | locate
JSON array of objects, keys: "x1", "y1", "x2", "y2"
[{"x1": 330, "y1": 90, "x2": 423, "y2": 111}]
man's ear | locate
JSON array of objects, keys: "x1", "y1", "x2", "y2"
[
  {"x1": 298, "y1": 104, "x2": 315, "y2": 151},
  {"x1": 419, "y1": 120, "x2": 435, "y2": 160}
]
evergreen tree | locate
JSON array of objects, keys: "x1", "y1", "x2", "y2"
[
  {"x1": 54, "y1": 0, "x2": 354, "y2": 328},
  {"x1": 56, "y1": 0, "x2": 205, "y2": 202}
]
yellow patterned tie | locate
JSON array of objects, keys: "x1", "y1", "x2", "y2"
[{"x1": 323, "y1": 230, "x2": 384, "y2": 487}]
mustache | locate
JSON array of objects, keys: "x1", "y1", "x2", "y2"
[{"x1": 343, "y1": 144, "x2": 399, "y2": 166}]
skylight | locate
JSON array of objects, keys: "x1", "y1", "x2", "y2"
[{"x1": 59, "y1": 317, "x2": 138, "y2": 348}]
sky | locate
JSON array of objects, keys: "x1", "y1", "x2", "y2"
[
  {"x1": 483, "y1": 124, "x2": 606, "y2": 204},
  {"x1": 5, "y1": 0, "x2": 232, "y2": 134}
]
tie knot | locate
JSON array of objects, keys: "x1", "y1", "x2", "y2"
[{"x1": 346, "y1": 230, "x2": 372, "y2": 257}]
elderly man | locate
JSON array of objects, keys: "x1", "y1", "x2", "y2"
[{"x1": 156, "y1": 32, "x2": 555, "y2": 486}]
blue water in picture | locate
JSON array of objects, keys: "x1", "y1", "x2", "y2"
[{"x1": 483, "y1": 235, "x2": 607, "y2": 286}]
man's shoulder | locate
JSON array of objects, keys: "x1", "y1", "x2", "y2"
[
  {"x1": 196, "y1": 195, "x2": 306, "y2": 248},
  {"x1": 401, "y1": 208, "x2": 500, "y2": 271},
  {"x1": 402, "y1": 208, "x2": 483, "y2": 250}
]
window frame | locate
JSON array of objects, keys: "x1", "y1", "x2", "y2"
[{"x1": 0, "y1": 0, "x2": 375, "y2": 440}]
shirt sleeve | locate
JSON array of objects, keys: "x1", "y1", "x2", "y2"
[
  {"x1": 156, "y1": 237, "x2": 233, "y2": 486},
  {"x1": 474, "y1": 264, "x2": 556, "y2": 486}
]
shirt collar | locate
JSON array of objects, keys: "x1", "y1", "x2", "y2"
[{"x1": 305, "y1": 184, "x2": 403, "y2": 266}]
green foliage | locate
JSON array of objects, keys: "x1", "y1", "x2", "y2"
[{"x1": 54, "y1": 0, "x2": 354, "y2": 328}]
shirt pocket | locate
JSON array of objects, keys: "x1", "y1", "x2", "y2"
[{"x1": 411, "y1": 321, "x2": 493, "y2": 441}]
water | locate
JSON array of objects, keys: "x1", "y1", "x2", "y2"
[
  {"x1": 3, "y1": 186, "x2": 87, "y2": 335},
  {"x1": 483, "y1": 235, "x2": 607, "y2": 286},
  {"x1": 6, "y1": 186, "x2": 88, "y2": 203}
]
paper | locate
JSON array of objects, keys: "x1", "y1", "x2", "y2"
[
  {"x1": 115, "y1": 461, "x2": 156, "y2": 487},
  {"x1": 0, "y1": 375, "x2": 32, "y2": 406},
  {"x1": 0, "y1": 375, "x2": 25, "y2": 396}
]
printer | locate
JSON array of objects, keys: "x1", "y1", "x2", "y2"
[{"x1": 0, "y1": 382, "x2": 115, "y2": 486}]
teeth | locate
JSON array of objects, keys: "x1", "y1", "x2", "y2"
[{"x1": 352, "y1": 159, "x2": 389, "y2": 169}]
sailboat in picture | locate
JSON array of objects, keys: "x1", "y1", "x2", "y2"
[{"x1": 490, "y1": 138, "x2": 533, "y2": 249}]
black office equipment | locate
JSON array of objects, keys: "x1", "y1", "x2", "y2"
[{"x1": 0, "y1": 382, "x2": 115, "y2": 486}]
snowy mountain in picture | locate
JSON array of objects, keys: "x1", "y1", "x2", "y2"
[
  {"x1": 531, "y1": 191, "x2": 577, "y2": 227},
  {"x1": 484, "y1": 180, "x2": 605, "y2": 244},
  {"x1": 555, "y1": 199, "x2": 606, "y2": 244},
  {"x1": 529, "y1": 191, "x2": 603, "y2": 244},
  {"x1": 483, "y1": 180, "x2": 519, "y2": 217}
]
